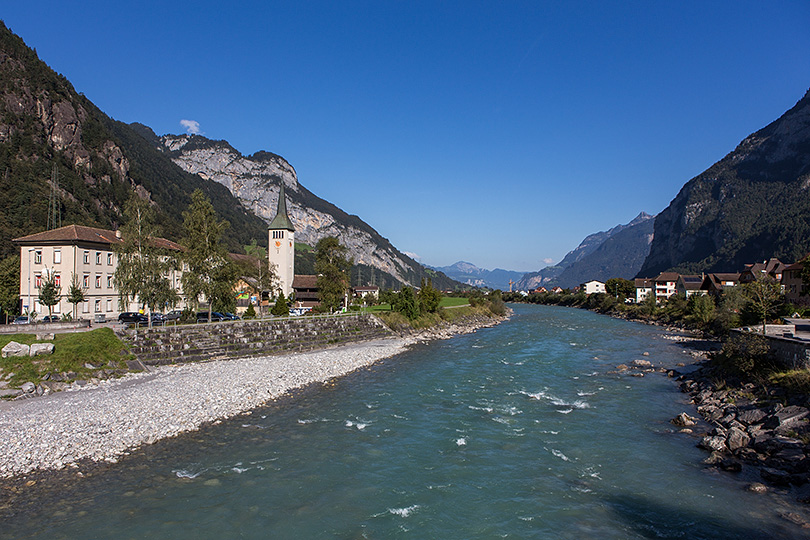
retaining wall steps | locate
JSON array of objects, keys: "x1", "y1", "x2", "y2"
[{"x1": 124, "y1": 314, "x2": 393, "y2": 366}]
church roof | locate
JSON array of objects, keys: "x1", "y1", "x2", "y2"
[{"x1": 268, "y1": 184, "x2": 295, "y2": 232}]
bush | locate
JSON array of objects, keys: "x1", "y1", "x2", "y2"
[{"x1": 714, "y1": 332, "x2": 770, "y2": 377}]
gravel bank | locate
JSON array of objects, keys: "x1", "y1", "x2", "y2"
[{"x1": 0, "y1": 337, "x2": 412, "y2": 478}]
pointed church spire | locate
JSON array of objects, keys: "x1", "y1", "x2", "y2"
[{"x1": 269, "y1": 183, "x2": 294, "y2": 231}]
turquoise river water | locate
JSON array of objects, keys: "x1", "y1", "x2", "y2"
[{"x1": 3, "y1": 304, "x2": 810, "y2": 539}]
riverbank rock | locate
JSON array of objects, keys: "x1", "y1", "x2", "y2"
[
  {"x1": 671, "y1": 412, "x2": 697, "y2": 427},
  {"x1": 2, "y1": 342, "x2": 30, "y2": 358},
  {"x1": 29, "y1": 343, "x2": 54, "y2": 356}
]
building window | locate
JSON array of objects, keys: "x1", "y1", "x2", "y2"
[
  {"x1": 54, "y1": 274, "x2": 61, "y2": 287},
  {"x1": 83, "y1": 251, "x2": 90, "y2": 264},
  {"x1": 82, "y1": 301, "x2": 89, "y2": 314},
  {"x1": 107, "y1": 253, "x2": 113, "y2": 265},
  {"x1": 35, "y1": 274, "x2": 41, "y2": 288},
  {"x1": 107, "y1": 275, "x2": 113, "y2": 289},
  {"x1": 106, "y1": 299, "x2": 112, "y2": 312},
  {"x1": 54, "y1": 250, "x2": 61, "y2": 264},
  {"x1": 96, "y1": 252, "x2": 101, "y2": 265},
  {"x1": 272, "y1": 231, "x2": 284, "y2": 239},
  {"x1": 34, "y1": 251, "x2": 42, "y2": 264},
  {"x1": 83, "y1": 274, "x2": 90, "y2": 288},
  {"x1": 95, "y1": 275, "x2": 102, "y2": 288},
  {"x1": 95, "y1": 300, "x2": 101, "y2": 313},
  {"x1": 53, "y1": 302, "x2": 60, "y2": 314}
]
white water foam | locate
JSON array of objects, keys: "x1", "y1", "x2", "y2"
[
  {"x1": 389, "y1": 505, "x2": 420, "y2": 518},
  {"x1": 174, "y1": 468, "x2": 205, "y2": 479},
  {"x1": 548, "y1": 448, "x2": 572, "y2": 462},
  {"x1": 456, "y1": 437, "x2": 467, "y2": 446}
]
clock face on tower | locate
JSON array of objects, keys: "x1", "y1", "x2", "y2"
[{"x1": 275, "y1": 241, "x2": 281, "y2": 248}]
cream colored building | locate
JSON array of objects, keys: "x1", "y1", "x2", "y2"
[
  {"x1": 13, "y1": 224, "x2": 185, "y2": 319},
  {"x1": 581, "y1": 280, "x2": 606, "y2": 295},
  {"x1": 268, "y1": 184, "x2": 295, "y2": 298}
]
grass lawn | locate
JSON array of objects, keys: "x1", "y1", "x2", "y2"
[
  {"x1": 0, "y1": 328, "x2": 132, "y2": 386},
  {"x1": 439, "y1": 297, "x2": 470, "y2": 308}
]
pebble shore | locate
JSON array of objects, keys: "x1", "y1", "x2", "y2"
[{"x1": 0, "y1": 337, "x2": 413, "y2": 478}]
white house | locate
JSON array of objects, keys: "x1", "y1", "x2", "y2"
[{"x1": 581, "y1": 280, "x2": 606, "y2": 295}]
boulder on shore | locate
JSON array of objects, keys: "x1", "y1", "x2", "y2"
[
  {"x1": 30, "y1": 343, "x2": 54, "y2": 356},
  {"x1": 2, "y1": 341, "x2": 30, "y2": 357}
]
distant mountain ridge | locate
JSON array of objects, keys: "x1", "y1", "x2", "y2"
[
  {"x1": 516, "y1": 212, "x2": 654, "y2": 290},
  {"x1": 638, "y1": 88, "x2": 810, "y2": 276},
  {"x1": 431, "y1": 261, "x2": 526, "y2": 290}
]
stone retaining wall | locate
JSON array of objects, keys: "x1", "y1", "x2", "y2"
[
  {"x1": 125, "y1": 313, "x2": 393, "y2": 366},
  {"x1": 731, "y1": 329, "x2": 810, "y2": 370},
  {"x1": 0, "y1": 320, "x2": 91, "y2": 335}
]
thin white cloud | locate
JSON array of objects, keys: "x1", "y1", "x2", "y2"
[
  {"x1": 542, "y1": 258, "x2": 554, "y2": 265},
  {"x1": 403, "y1": 251, "x2": 421, "y2": 262},
  {"x1": 180, "y1": 119, "x2": 201, "y2": 135}
]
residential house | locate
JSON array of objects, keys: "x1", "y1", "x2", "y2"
[
  {"x1": 581, "y1": 280, "x2": 606, "y2": 295},
  {"x1": 532, "y1": 286, "x2": 548, "y2": 294},
  {"x1": 352, "y1": 285, "x2": 379, "y2": 304},
  {"x1": 13, "y1": 224, "x2": 186, "y2": 319},
  {"x1": 550, "y1": 286, "x2": 564, "y2": 294},
  {"x1": 701, "y1": 273, "x2": 741, "y2": 295},
  {"x1": 634, "y1": 278, "x2": 653, "y2": 303},
  {"x1": 676, "y1": 275, "x2": 706, "y2": 298},
  {"x1": 292, "y1": 274, "x2": 320, "y2": 310},
  {"x1": 740, "y1": 258, "x2": 786, "y2": 284},
  {"x1": 653, "y1": 272, "x2": 680, "y2": 302},
  {"x1": 783, "y1": 259, "x2": 809, "y2": 306}
]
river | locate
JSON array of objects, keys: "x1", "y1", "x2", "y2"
[{"x1": 2, "y1": 304, "x2": 808, "y2": 538}]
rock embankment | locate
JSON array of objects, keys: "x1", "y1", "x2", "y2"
[
  {"x1": 675, "y1": 366, "x2": 810, "y2": 502},
  {"x1": 0, "y1": 338, "x2": 410, "y2": 478}
]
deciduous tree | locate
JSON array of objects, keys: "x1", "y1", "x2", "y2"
[
  {"x1": 181, "y1": 189, "x2": 232, "y2": 322},
  {"x1": 0, "y1": 255, "x2": 20, "y2": 323},
  {"x1": 743, "y1": 274, "x2": 783, "y2": 335},
  {"x1": 114, "y1": 193, "x2": 178, "y2": 327},
  {"x1": 66, "y1": 272, "x2": 86, "y2": 320},
  {"x1": 315, "y1": 236, "x2": 352, "y2": 313},
  {"x1": 38, "y1": 268, "x2": 61, "y2": 320}
]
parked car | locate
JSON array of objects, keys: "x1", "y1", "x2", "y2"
[
  {"x1": 118, "y1": 312, "x2": 148, "y2": 324},
  {"x1": 41, "y1": 315, "x2": 59, "y2": 323},
  {"x1": 164, "y1": 310, "x2": 183, "y2": 321},
  {"x1": 222, "y1": 312, "x2": 240, "y2": 320},
  {"x1": 196, "y1": 311, "x2": 226, "y2": 323},
  {"x1": 11, "y1": 316, "x2": 30, "y2": 325}
]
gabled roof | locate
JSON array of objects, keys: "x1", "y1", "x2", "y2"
[
  {"x1": 13, "y1": 224, "x2": 122, "y2": 246},
  {"x1": 292, "y1": 274, "x2": 318, "y2": 289},
  {"x1": 268, "y1": 183, "x2": 295, "y2": 232},
  {"x1": 654, "y1": 272, "x2": 680, "y2": 282},
  {"x1": 677, "y1": 275, "x2": 704, "y2": 290},
  {"x1": 635, "y1": 278, "x2": 653, "y2": 287},
  {"x1": 12, "y1": 224, "x2": 183, "y2": 252}
]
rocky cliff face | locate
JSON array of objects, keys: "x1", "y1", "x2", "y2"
[
  {"x1": 638, "y1": 89, "x2": 810, "y2": 276},
  {"x1": 0, "y1": 21, "x2": 271, "y2": 257},
  {"x1": 160, "y1": 134, "x2": 431, "y2": 287}
]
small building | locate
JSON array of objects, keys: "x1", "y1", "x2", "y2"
[
  {"x1": 783, "y1": 259, "x2": 809, "y2": 307},
  {"x1": 533, "y1": 286, "x2": 548, "y2": 294},
  {"x1": 581, "y1": 280, "x2": 606, "y2": 295},
  {"x1": 292, "y1": 274, "x2": 320, "y2": 310},
  {"x1": 352, "y1": 285, "x2": 379, "y2": 303},
  {"x1": 676, "y1": 275, "x2": 706, "y2": 298},
  {"x1": 634, "y1": 278, "x2": 654, "y2": 303},
  {"x1": 701, "y1": 273, "x2": 741, "y2": 295},
  {"x1": 654, "y1": 272, "x2": 680, "y2": 302},
  {"x1": 550, "y1": 286, "x2": 564, "y2": 294}
]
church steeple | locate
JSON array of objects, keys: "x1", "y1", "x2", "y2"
[
  {"x1": 268, "y1": 183, "x2": 295, "y2": 298},
  {"x1": 268, "y1": 184, "x2": 294, "y2": 232}
]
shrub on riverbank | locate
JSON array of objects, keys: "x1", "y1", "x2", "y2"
[{"x1": 0, "y1": 328, "x2": 131, "y2": 385}]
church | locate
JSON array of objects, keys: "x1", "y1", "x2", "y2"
[{"x1": 268, "y1": 184, "x2": 321, "y2": 311}]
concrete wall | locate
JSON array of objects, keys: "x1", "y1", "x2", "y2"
[{"x1": 125, "y1": 313, "x2": 393, "y2": 366}]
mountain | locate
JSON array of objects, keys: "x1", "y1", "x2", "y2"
[
  {"x1": 432, "y1": 261, "x2": 526, "y2": 290},
  {"x1": 638, "y1": 89, "x2": 810, "y2": 277},
  {"x1": 150, "y1": 132, "x2": 458, "y2": 290},
  {"x1": 516, "y1": 212, "x2": 654, "y2": 290},
  {"x1": 0, "y1": 21, "x2": 267, "y2": 257},
  {"x1": 0, "y1": 21, "x2": 458, "y2": 291}
]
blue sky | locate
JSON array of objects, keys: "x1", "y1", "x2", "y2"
[{"x1": 3, "y1": 1, "x2": 810, "y2": 271}]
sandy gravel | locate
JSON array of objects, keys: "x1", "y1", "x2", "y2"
[{"x1": 0, "y1": 337, "x2": 412, "y2": 478}]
